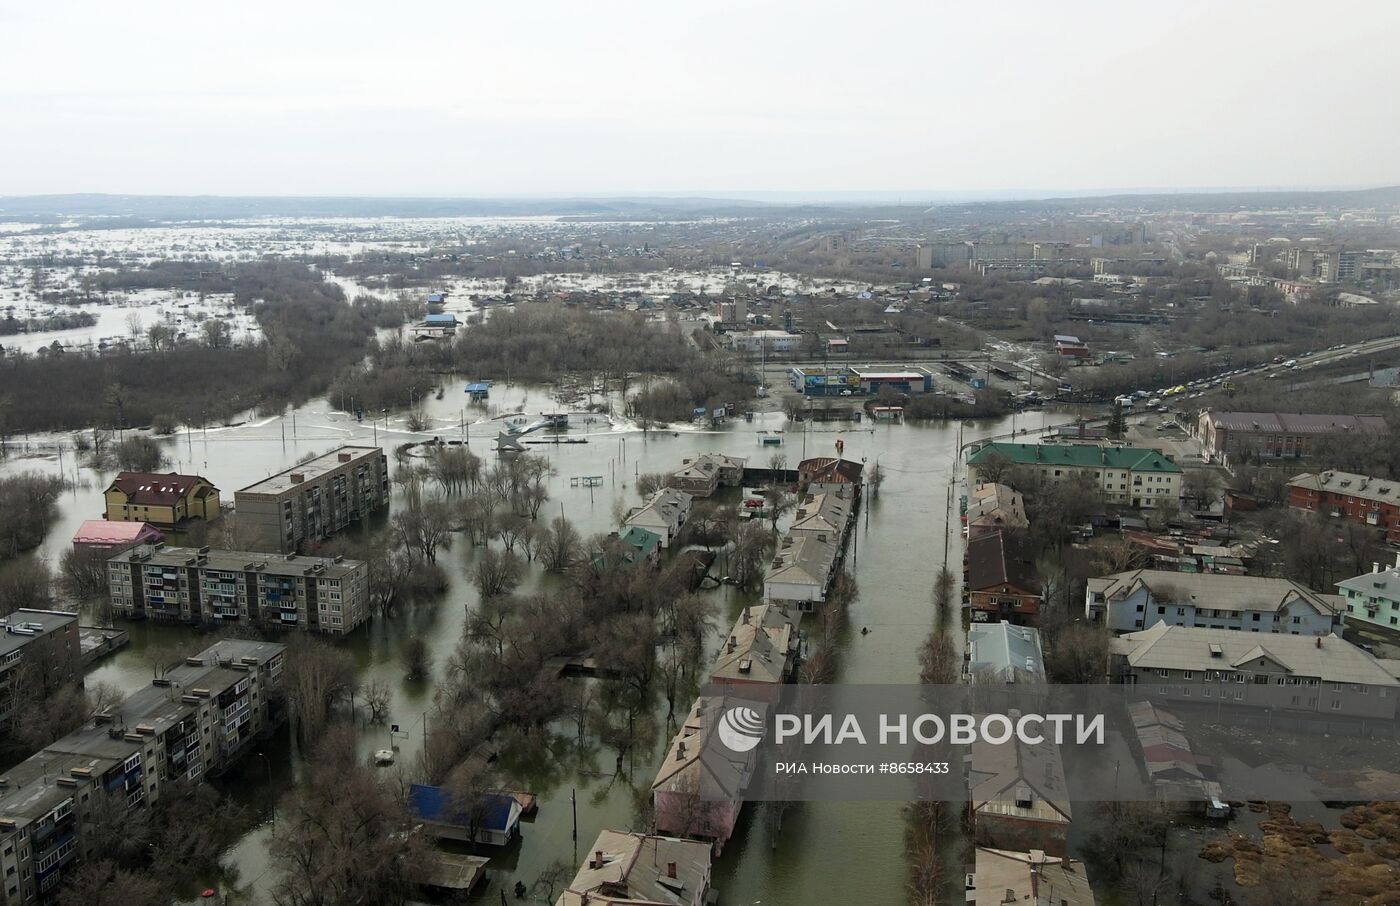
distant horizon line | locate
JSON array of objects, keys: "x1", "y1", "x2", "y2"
[{"x1": 3, "y1": 184, "x2": 1398, "y2": 206}]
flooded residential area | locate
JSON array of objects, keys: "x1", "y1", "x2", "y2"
[
  {"x1": 3, "y1": 5, "x2": 1400, "y2": 902},
  {"x1": 2, "y1": 234, "x2": 1056, "y2": 900}
]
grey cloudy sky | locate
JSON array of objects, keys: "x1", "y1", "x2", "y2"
[{"x1": 2, "y1": 0, "x2": 1397, "y2": 198}]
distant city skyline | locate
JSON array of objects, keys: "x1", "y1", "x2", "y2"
[{"x1": 2, "y1": 0, "x2": 1397, "y2": 197}]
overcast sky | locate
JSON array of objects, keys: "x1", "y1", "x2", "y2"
[{"x1": 2, "y1": 0, "x2": 1397, "y2": 198}]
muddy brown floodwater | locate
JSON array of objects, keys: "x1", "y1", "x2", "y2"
[{"x1": 1, "y1": 382, "x2": 1062, "y2": 904}]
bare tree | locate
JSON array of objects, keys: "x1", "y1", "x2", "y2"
[
  {"x1": 472, "y1": 546, "x2": 524, "y2": 600},
  {"x1": 284, "y1": 637, "x2": 359, "y2": 744},
  {"x1": 271, "y1": 726, "x2": 428, "y2": 906},
  {"x1": 114, "y1": 436, "x2": 168, "y2": 472},
  {"x1": 538, "y1": 516, "x2": 582, "y2": 572},
  {"x1": 402, "y1": 637, "x2": 432, "y2": 681},
  {"x1": 364, "y1": 679, "x2": 392, "y2": 723}
]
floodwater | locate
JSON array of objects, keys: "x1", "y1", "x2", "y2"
[{"x1": 1, "y1": 383, "x2": 1060, "y2": 904}]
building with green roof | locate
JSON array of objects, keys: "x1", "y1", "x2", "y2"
[{"x1": 967, "y1": 442, "x2": 1182, "y2": 509}]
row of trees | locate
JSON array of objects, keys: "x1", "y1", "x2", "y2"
[{"x1": 0, "y1": 260, "x2": 388, "y2": 433}]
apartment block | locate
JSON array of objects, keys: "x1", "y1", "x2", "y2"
[
  {"x1": 1086, "y1": 570, "x2": 1341, "y2": 635},
  {"x1": 0, "y1": 639, "x2": 284, "y2": 904},
  {"x1": 1109, "y1": 624, "x2": 1398, "y2": 719},
  {"x1": 1337, "y1": 557, "x2": 1400, "y2": 632},
  {"x1": 1197, "y1": 411, "x2": 1386, "y2": 462},
  {"x1": 1287, "y1": 470, "x2": 1400, "y2": 543},
  {"x1": 0, "y1": 611, "x2": 81, "y2": 732},
  {"x1": 234, "y1": 446, "x2": 389, "y2": 553},
  {"x1": 107, "y1": 544, "x2": 370, "y2": 635},
  {"x1": 967, "y1": 442, "x2": 1182, "y2": 509}
]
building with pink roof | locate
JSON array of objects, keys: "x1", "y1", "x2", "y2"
[{"x1": 71, "y1": 519, "x2": 163, "y2": 554}]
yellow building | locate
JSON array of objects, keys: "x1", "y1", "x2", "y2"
[{"x1": 103, "y1": 471, "x2": 220, "y2": 531}]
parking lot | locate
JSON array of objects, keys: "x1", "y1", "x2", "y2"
[{"x1": 1123, "y1": 414, "x2": 1208, "y2": 465}]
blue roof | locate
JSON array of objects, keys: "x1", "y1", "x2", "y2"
[
  {"x1": 425, "y1": 293, "x2": 444, "y2": 303},
  {"x1": 424, "y1": 313, "x2": 457, "y2": 325},
  {"x1": 408, "y1": 784, "x2": 516, "y2": 831},
  {"x1": 465, "y1": 382, "x2": 491, "y2": 393}
]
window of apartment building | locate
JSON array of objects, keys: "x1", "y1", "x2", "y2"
[
  {"x1": 1182, "y1": 671, "x2": 1194, "y2": 679},
  {"x1": 1157, "y1": 606, "x2": 1165, "y2": 615},
  {"x1": 1251, "y1": 613, "x2": 1261, "y2": 621},
  {"x1": 1331, "y1": 700, "x2": 1342, "y2": 710},
  {"x1": 1157, "y1": 669, "x2": 1170, "y2": 678},
  {"x1": 1176, "y1": 607, "x2": 1185, "y2": 616}
]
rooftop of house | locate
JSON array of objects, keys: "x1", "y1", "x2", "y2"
[
  {"x1": 711, "y1": 603, "x2": 797, "y2": 684},
  {"x1": 966, "y1": 531, "x2": 1039, "y2": 594},
  {"x1": 672, "y1": 453, "x2": 746, "y2": 481},
  {"x1": 1337, "y1": 560, "x2": 1400, "y2": 600},
  {"x1": 1087, "y1": 569, "x2": 1341, "y2": 616},
  {"x1": 627, "y1": 488, "x2": 693, "y2": 527},
  {"x1": 106, "y1": 471, "x2": 216, "y2": 505},
  {"x1": 970, "y1": 730, "x2": 1071, "y2": 826},
  {"x1": 765, "y1": 532, "x2": 837, "y2": 588},
  {"x1": 967, "y1": 621, "x2": 1045, "y2": 683},
  {"x1": 1110, "y1": 623, "x2": 1399, "y2": 686},
  {"x1": 971, "y1": 848, "x2": 1096, "y2": 906},
  {"x1": 0, "y1": 609, "x2": 77, "y2": 659},
  {"x1": 1203, "y1": 411, "x2": 1388, "y2": 435},
  {"x1": 968, "y1": 442, "x2": 1181, "y2": 474},
  {"x1": 71, "y1": 519, "x2": 162, "y2": 546},
  {"x1": 110, "y1": 544, "x2": 365, "y2": 581},
  {"x1": 236, "y1": 446, "x2": 384, "y2": 496},
  {"x1": 651, "y1": 696, "x2": 763, "y2": 800},
  {"x1": 1290, "y1": 470, "x2": 1400, "y2": 507},
  {"x1": 407, "y1": 784, "x2": 520, "y2": 833},
  {"x1": 797, "y1": 456, "x2": 864, "y2": 485},
  {"x1": 558, "y1": 830, "x2": 711, "y2": 906},
  {"x1": 966, "y1": 483, "x2": 1028, "y2": 527},
  {"x1": 790, "y1": 491, "x2": 852, "y2": 536},
  {"x1": 619, "y1": 526, "x2": 662, "y2": 555}
]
